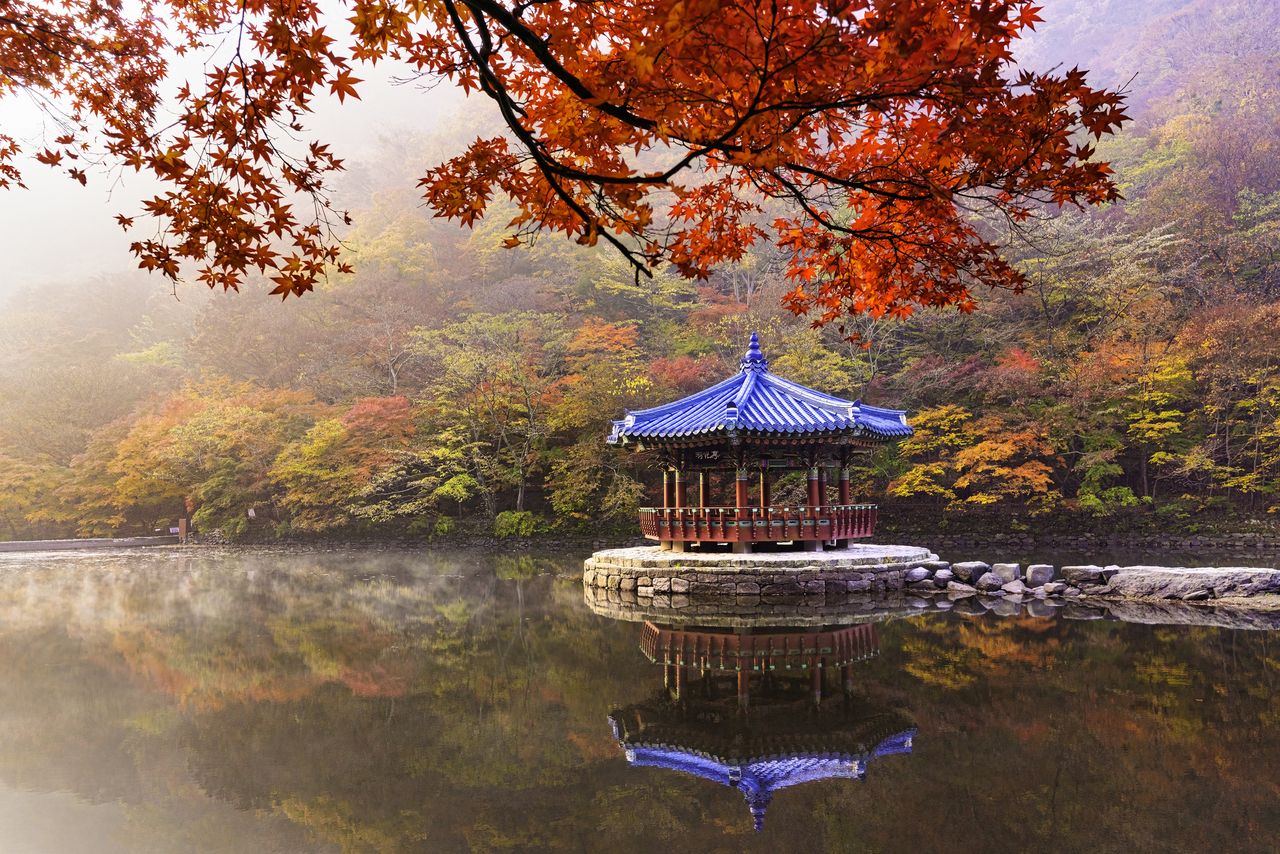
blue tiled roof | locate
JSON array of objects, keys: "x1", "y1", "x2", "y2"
[
  {"x1": 620, "y1": 729, "x2": 916, "y2": 832},
  {"x1": 608, "y1": 332, "x2": 912, "y2": 443}
]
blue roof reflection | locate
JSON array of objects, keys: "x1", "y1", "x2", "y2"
[{"x1": 620, "y1": 729, "x2": 915, "y2": 831}]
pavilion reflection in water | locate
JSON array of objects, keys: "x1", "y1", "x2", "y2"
[{"x1": 609, "y1": 621, "x2": 915, "y2": 831}]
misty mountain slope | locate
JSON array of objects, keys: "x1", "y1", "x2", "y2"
[{"x1": 1, "y1": 2, "x2": 1279, "y2": 539}]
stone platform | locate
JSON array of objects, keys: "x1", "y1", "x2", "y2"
[{"x1": 583, "y1": 543, "x2": 936, "y2": 599}]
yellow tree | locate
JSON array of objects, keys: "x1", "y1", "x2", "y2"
[{"x1": 887, "y1": 404, "x2": 975, "y2": 505}]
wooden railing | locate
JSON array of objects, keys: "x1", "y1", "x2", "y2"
[{"x1": 637, "y1": 504, "x2": 877, "y2": 543}]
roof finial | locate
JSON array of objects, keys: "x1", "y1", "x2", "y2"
[
  {"x1": 742, "y1": 787, "x2": 772, "y2": 832},
  {"x1": 741, "y1": 331, "x2": 768, "y2": 372}
]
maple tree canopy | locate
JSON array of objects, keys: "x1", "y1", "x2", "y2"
[{"x1": 2, "y1": 0, "x2": 1127, "y2": 323}]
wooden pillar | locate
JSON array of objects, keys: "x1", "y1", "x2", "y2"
[
  {"x1": 802, "y1": 466, "x2": 823, "y2": 551},
  {"x1": 811, "y1": 664, "x2": 823, "y2": 705},
  {"x1": 673, "y1": 470, "x2": 688, "y2": 550},
  {"x1": 758, "y1": 465, "x2": 770, "y2": 510},
  {"x1": 834, "y1": 466, "x2": 851, "y2": 548},
  {"x1": 675, "y1": 665, "x2": 687, "y2": 701},
  {"x1": 735, "y1": 467, "x2": 750, "y2": 509},
  {"x1": 698, "y1": 471, "x2": 709, "y2": 507},
  {"x1": 665, "y1": 468, "x2": 687, "y2": 552},
  {"x1": 737, "y1": 669, "x2": 750, "y2": 709},
  {"x1": 817, "y1": 467, "x2": 828, "y2": 509},
  {"x1": 733, "y1": 467, "x2": 752, "y2": 554},
  {"x1": 662, "y1": 469, "x2": 675, "y2": 508}
]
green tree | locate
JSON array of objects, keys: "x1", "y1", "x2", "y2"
[{"x1": 415, "y1": 314, "x2": 569, "y2": 516}]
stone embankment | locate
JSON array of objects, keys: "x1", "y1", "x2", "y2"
[
  {"x1": 875, "y1": 530, "x2": 1280, "y2": 558},
  {"x1": 894, "y1": 560, "x2": 1280, "y2": 609},
  {"x1": 583, "y1": 544, "x2": 936, "y2": 598}
]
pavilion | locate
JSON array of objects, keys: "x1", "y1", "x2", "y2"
[{"x1": 609, "y1": 332, "x2": 912, "y2": 552}]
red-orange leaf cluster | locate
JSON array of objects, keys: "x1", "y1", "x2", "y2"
[{"x1": 3, "y1": 0, "x2": 1126, "y2": 323}]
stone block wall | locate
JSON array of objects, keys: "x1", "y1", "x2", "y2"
[{"x1": 582, "y1": 555, "x2": 914, "y2": 599}]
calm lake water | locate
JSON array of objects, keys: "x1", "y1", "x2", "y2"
[{"x1": 0, "y1": 546, "x2": 1276, "y2": 853}]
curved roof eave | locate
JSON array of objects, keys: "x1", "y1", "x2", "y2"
[
  {"x1": 609, "y1": 334, "x2": 913, "y2": 443},
  {"x1": 624, "y1": 373, "x2": 744, "y2": 419}
]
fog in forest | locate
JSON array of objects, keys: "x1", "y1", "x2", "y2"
[{"x1": 2, "y1": 0, "x2": 1279, "y2": 543}]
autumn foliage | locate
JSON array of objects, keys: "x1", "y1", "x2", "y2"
[
  {"x1": 3, "y1": 0, "x2": 1276, "y2": 541},
  {"x1": 4, "y1": 0, "x2": 1124, "y2": 321}
]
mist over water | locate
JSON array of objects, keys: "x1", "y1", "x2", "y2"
[{"x1": 0, "y1": 546, "x2": 1274, "y2": 852}]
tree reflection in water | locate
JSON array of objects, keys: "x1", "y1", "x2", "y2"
[{"x1": 0, "y1": 547, "x2": 1274, "y2": 852}]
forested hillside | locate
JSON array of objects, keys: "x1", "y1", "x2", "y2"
[{"x1": 2, "y1": 0, "x2": 1278, "y2": 541}]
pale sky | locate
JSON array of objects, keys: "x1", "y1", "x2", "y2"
[{"x1": 0, "y1": 56, "x2": 468, "y2": 298}]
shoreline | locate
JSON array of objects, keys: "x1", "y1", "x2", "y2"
[
  {"x1": 8, "y1": 528, "x2": 1280, "y2": 559},
  {"x1": 0, "y1": 535, "x2": 180, "y2": 553}
]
